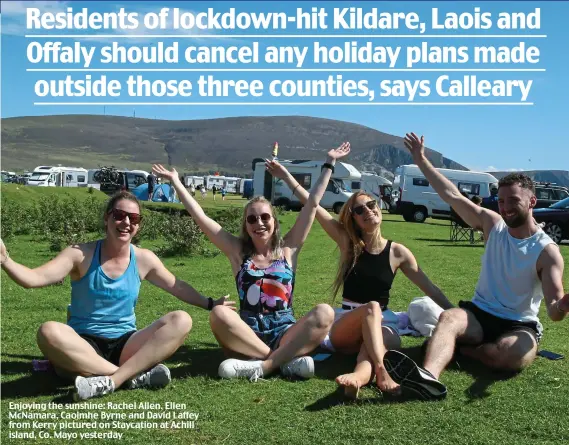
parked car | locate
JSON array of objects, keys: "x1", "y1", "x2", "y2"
[
  {"x1": 533, "y1": 196, "x2": 569, "y2": 244},
  {"x1": 534, "y1": 182, "x2": 569, "y2": 209}
]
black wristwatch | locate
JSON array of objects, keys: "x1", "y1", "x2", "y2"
[
  {"x1": 321, "y1": 162, "x2": 335, "y2": 173},
  {"x1": 207, "y1": 297, "x2": 214, "y2": 311}
]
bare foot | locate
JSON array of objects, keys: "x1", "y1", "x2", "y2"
[
  {"x1": 375, "y1": 364, "x2": 401, "y2": 395},
  {"x1": 335, "y1": 373, "x2": 363, "y2": 399}
]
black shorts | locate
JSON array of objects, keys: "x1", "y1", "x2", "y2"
[
  {"x1": 459, "y1": 301, "x2": 542, "y2": 344},
  {"x1": 79, "y1": 331, "x2": 136, "y2": 366}
]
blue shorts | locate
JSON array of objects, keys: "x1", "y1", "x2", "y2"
[{"x1": 240, "y1": 309, "x2": 296, "y2": 350}]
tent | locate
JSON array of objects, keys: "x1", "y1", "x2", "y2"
[{"x1": 132, "y1": 183, "x2": 180, "y2": 203}]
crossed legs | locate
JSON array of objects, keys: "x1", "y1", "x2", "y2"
[
  {"x1": 329, "y1": 302, "x2": 401, "y2": 397},
  {"x1": 209, "y1": 304, "x2": 334, "y2": 375},
  {"x1": 423, "y1": 308, "x2": 538, "y2": 380},
  {"x1": 37, "y1": 310, "x2": 192, "y2": 388}
]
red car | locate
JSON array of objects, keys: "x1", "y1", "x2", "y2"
[{"x1": 533, "y1": 197, "x2": 569, "y2": 244}]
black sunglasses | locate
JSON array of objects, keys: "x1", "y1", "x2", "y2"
[
  {"x1": 352, "y1": 200, "x2": 377, "y2": 216},
  {"x1": 109, "y1": 208, "x2": 142, "y2": 225},
  {"x1": 246, "y1": 213, "x2": 272, "y2": 224}
]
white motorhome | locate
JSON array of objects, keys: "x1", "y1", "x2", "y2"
[
  {"x1": 88, "y1": 168, "x2": 149, "y2": 191},
  {"x1": 252, "y1": 158, "x2": 360, "y2": 214},
  {"x1": 393, "y1": 164, "x2": 499, "y2": 223},
  {"x1": 204, "y1": 175, "x2": 240, "y2": 193},
  {"x1": 184, "y1": 175, "x2": 206, "y2": 189},
  {"x1": 351, "y1": 172, "x2": 393, "y2": 209},
  {"x1": 28, "y1": 166, "x2": 88, "y2": 187}
]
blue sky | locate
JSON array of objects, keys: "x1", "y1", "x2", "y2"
[{"x1": 1, "y1": 0, "x2": 567, "y2": 172}]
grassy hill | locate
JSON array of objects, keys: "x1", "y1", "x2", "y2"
[{"x1": 1, "y1": 114, "x2": 467, "y2": 177}]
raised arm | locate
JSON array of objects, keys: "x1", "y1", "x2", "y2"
[
  {"x1": 0, "y1": 239, "x2": 80, "y2": 288},
  {"x1": 265, "y1": 144, "x2": 349, "y2": 247},
  {"x1": 393, "y1": 243, "x2": 454, "y2": 310},
  {"x1": 152, "y1": 165, "x2": 241, "y2": 261},
  {"x1": 403, "y1": 133, "x2": 500, "y2": 233},
  {"x1": 140, "y1": 249, "x2": 236, "y2": 311},
  {"x1": 538, "y1": 244, "x2": 567, "y2": 322},
  {"x1": 279, "y1": 143, "x2": 351, "y2": 256}
]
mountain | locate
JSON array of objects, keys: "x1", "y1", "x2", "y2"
[
  {"x1": 1, "y1": 114, "x2": 468, "y2": 178},
  {"x1": 487, "y1": 170, "x2": 569, "y2": 189}
]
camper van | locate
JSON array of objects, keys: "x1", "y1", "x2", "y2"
[
  {"x1": 351, "y1": 172, "x2": 393, "y2": 210},
  {"x1": 28, "y1": 166, "x2": 88, "y2": 187},
  {"x1": 252, "y1": 158, "x2": 360, "y2": 214},
  {"x1": 88, "y1": 168, "x2": 149, "y2": 193},
  {"x1": 393, "y1": 164, "x2": 499, "y2": 223},
  {"x1": 184, "y1": 175, "x2": 206, "y2": 189},
  {"x1": 204, "y1": 175, "x2": 240, "y2": 193}
]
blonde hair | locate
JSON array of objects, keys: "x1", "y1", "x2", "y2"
[
  {"x1": 239, "y1": 196, "x2": 283, "y2": 260},
  {"x1": 331, "y1": 191, "x2": 382, "y2": 300}
]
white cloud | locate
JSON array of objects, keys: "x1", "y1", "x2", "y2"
[{"x1": 1, "y1": 1, "x2": 69, "y2": 35}]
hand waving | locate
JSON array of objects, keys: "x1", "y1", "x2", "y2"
[
  {"x1": 265, "y1": 159, "x2": 289, "y2": 180},
  {"x1": 327, "y1": 142, "x2": 351, "y2": 160},
  {"x1": 403, "y1": 133, "x2": 425, "y2": 160},
  {"x1": 214, "y1": 295, "x2": 237, "y2": 311},
  {"x1": 152, "y1": 164, "x2": 179, "y2": 183}
]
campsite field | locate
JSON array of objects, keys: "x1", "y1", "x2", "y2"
[{"x1": 1, "y1": 189, "x2": 568, "y2": 445}]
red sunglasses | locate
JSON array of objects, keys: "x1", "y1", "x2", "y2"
[
  {"x1": 246, "y1": 213, "x2": 271, "y2": 224},
  {"x1": 109, "y1": 208, "x2": 142, "y2": 225}
]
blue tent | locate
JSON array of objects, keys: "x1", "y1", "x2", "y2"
[{"x1": 132, "y1": 183, "x2": 180, "y2": 203}]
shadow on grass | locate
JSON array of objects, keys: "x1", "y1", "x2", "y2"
[
  {"x1": 0, "y1": 344, "x2": 226, "y2": 401},
  {"x1": 415, "y1": 341, "x2": 518, "y2": 402}
]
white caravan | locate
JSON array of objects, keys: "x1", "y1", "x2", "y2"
[
  {"x1": 252, "y1": 158, "x2": 360, "y2": 214},
  {"x1": 184, "y1": 175, "x2": 205, "y2": 189},
  {"x1": 204, "y1": 175, "x2": 240, "y2": 193},
  {"x1": 28, "y1": 166, "x2": 88, "y2": 187},
  {"x1": 393, "y1": 164, "x2": 499, "y2": 223},
  {"x1": 351, "y1": 172, "x2": 393, "y2": 209}
]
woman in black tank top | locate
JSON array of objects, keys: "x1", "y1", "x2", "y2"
[{"x1": 268, "y1": 166, "x2": 454, "y2": 399}]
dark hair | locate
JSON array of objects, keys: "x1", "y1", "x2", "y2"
[
  {"x1": 498, "y1": 173, "x2": 535, "y2": 194},
  {"x1": 471, "y1": 195, "x2": 483, "y2": 205},
  {"x1": 105, "y1": 191, "x2": 141, "y2": 215}
]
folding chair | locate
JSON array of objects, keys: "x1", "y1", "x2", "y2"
[{"x1": 449, "y1": 208, "x2": 476, "y2": 243}]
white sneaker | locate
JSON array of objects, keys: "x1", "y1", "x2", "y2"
[
  {"x1": 73, "y1": 375, "x2": 115, "y2": 401},
  {"x1": 125, "y1": 364, "x2": 171, "y2": 390},
  {"x1": 218, "y1": 359, "x2": 264, "y2": 382},
  {"x1": 280, "y1": 356, "x2": 315, "y2": 379}
]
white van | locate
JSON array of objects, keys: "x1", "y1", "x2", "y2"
[
  {"x1": 393, "y1": 164, "x2": 498, "y2": 223},
  {"x1": 351, "y1": 172, "x2": 393, "y2": 210},
  {"x1": 252, "y1": 158, "x2": 360, "y2": 214},
  {"x1": 88, "y1": 168, "x2": 149, "y2": 192},
  {"x1": 28, "y1": 166, "x2": 88, "y2": 187},
  {"x1": 184, "y1": 175, "x2": 205, "y2": 189}
]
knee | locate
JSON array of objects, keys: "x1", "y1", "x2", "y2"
[
  {"x1": 366, "y1": 301, "x2": 382, "y2": 317},
  {"x1": 437, "y1": 309, "x2": 463, "y2": 329},
  {"x1": 311, "y1": 304, "x2": 335, "y2": 330},
  {"x1": 37, "y1": 321, "x2": 64, "y2": 347},
  {"x1": 165, "y1": 310, "x2": 193, "y2": 336},
  {"x1": 209, "y1": 305, "x2": 233, "y2": 328}
]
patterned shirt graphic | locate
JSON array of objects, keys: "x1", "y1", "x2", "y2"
[{"x1": 236, "y1": 257, "x2": 295, "y2": 313}]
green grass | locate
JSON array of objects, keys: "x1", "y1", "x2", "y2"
[{"x1": 2, "y1": 191, "x2": 568, "y2": 445}]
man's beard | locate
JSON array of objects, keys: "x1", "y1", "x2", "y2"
[{"x1": 502, "y1": 210, "x2": 529, "y2": 228}]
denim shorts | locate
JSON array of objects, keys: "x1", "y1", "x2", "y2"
[{"x1": 240, "y1": 309, "x2": 296, "y2": 350}]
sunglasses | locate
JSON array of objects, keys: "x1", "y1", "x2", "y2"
[
  {"x1": 109, "y1": 208, "x2": 142, "y2": 225},
  {"x1": 246, "y1": 213, "x2": 272, "y2": 224},
  {"x1": 352, "y1": 200, "x2": 377, "y2": 216}
]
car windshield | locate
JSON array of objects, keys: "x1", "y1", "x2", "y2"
[{"x1": 550, "y1": 196, "x2": 569, "y2": 209}]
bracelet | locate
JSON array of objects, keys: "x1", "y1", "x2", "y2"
[
  {"x1": 321, "y1": 163, "x2": 335, "y2": 173},
  {"x1": 207, "y1": 297, "x2": 214, "y2": 311},
  {"x1": 292, "y1": 184, "x2": 300, "y2": 195}
]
